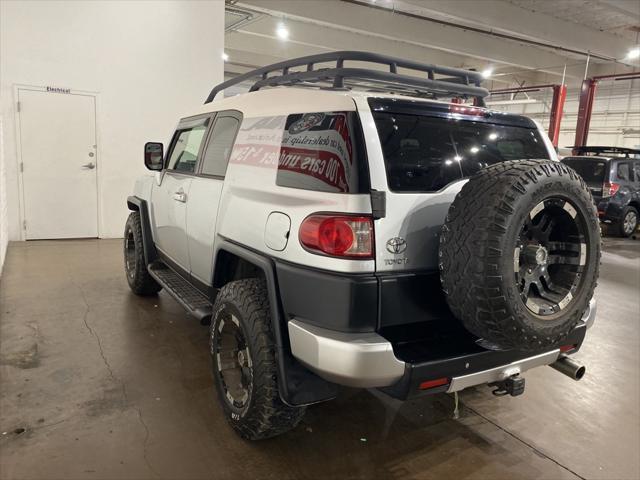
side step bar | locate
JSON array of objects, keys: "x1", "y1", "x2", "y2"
[{"x1": 147, "y1": 262, "x2": 212, "y2": 324}]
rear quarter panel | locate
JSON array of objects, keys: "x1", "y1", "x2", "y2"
[{"x1": 215, "y1": 94, "x2": 374, "y2": 274}]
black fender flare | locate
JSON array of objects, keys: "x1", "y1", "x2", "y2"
[
  {"x1": 213, "y1": 240, "x2": 338, "y2": 407},
  {"x1": 126, "y1": 196, "x2": 157, "y2": 266}
]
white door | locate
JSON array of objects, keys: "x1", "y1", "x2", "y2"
[
  {"x1": 18, "y1": 88, "x2": 98, "y2": 239},
  {"x1": 151, "y1": 173, "x2": 193, "y2": 269},
  {"x1": 151, "y1": 115, "x2": 210, "y2": 271},
  {"x1": 187, "y1": 113, "x2": 241, "y2": 284}
]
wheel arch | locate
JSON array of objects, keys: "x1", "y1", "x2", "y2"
[
  {"x1": 627, "y1": 200, "x2": 640, "y2": 213},
  {"x1": 126, "y1": 196, "x2": 157, "y2": 265},
  {"x1": 212, "y1": 241, "x2": 338, "y2": 406}
]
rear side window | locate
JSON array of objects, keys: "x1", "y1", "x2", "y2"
[
  {"x1": 276, "y1": 112, "x2": 369, "y2": 193},
  {"x1": 616, "y1": 162, "x2": 631, "y2": 181},
  {"x1": 371, "y1": 112, "x2": 549, "y2": 192},
  {"x1": 562, "y1": 158, "x2": 609, "y2": 184},
  {"x1": 200, "y1": 116, "x2": 240, "y2": 177},
  {"x1": 167, "y1": 118, "x2": 210, "y2": 173}
]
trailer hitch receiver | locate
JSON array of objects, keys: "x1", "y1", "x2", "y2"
[{"x1": 490, "y1": 374, "x2": 525, "y2": 397}]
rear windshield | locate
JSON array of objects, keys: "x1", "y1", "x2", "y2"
[
  {"x1": 372, "y1": 112, "x2": 550, "y2": 192},
  {"x1": 562, "y1": 158, "x2": 609, "y2": 184}
]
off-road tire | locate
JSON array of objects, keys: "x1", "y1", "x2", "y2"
[
  {"x1": 210, "y1": 278, "x2": 305, "y2": 440},
  {"x1": 439, "y1": 160, "x2": 600, "y2": 351},
  {"x1": 615, "y1": 206, "x2": 638, "y2": 237},
  {"x1": 124, "y1": 212, "x2": 162, "y2": 296}
]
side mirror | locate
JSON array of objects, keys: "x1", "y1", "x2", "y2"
[{"x1": 144, "y1": 142, "x2": 164, "y2": 171}]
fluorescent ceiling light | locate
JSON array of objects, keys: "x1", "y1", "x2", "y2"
[
  {"x1": 486, "y1": 99, "x2": 539, "y2": 106},
  {"x1": 276, "y1": 24, "x2": 289, "y2": 40},
  {"x1": 626, "y1": 47, "x2": 640, "y2": 60},
  {"x1": 481, "y1": 68, "x2": 493, "y2": 78}
]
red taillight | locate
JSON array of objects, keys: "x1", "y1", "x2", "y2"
[
  {"x1": 299, "y1": 214, "x2": 374, "y2": 258},
  {"x1": 560, "y1": 344, "x2": 577, "y2": 353},
  {"x1": 419, "y1": 377, "x2": 450, "y2": 390},
  {"x1": 450, "y1": 104, "x2": 485, "y2": 116},
  {"x1": 603, "y1": 181, "x2": 620, "y2": 197}
]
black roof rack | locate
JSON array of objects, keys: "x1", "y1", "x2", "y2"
[
  {"x1": 205, "y1": 50, "x2": 488, "y2": 106},
  {"x1": 570, "y1": 146, "x2": 640, "y2": 157}
]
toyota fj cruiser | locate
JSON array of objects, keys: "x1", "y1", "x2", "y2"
[{"x1": 125, "y1": 52, "x2": 600, "y2": 440}]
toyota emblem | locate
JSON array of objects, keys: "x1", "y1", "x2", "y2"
[{"x1": 386, "y1": 237, "x2": 407, "y2": 254}]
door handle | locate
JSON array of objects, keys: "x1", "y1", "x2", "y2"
[
  {"x1": 173, "y1": 190, "x2": 187, "y2": 203},
  {"x1": 81, "y1": 162, "x2": 96, "y2": 169}
]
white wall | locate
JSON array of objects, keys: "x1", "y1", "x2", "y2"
[
  {"x1": 490, "y1": 80, "x2": 640, "y2": 151},
  {"x1": 0, "y1": 116, "x2": 8, "y2": 274},
  {"x1": 0, "y1": 0, "x2": 224, "y2": 240}
]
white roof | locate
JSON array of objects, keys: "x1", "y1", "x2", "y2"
[{"x1": 183, "y1": 87, "x2": 452, "y2": 119}]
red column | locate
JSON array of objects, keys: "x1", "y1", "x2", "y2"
[
  {"x1": 547, "y1": 84, "x2": 567, "y2": 148},
  {"x1": 573, "y1": 79, "x2": 597, "y2": 154}
]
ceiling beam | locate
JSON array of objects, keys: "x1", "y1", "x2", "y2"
[
  {"x1": 234, "y1": 1, "x2": 594, "y2": 75},
  {"x1": 228, "y1": 0, "x2": 637, "y2": 88},
  {"x1": 395, "y1": 0, "x2": 636, "y2": 63}
]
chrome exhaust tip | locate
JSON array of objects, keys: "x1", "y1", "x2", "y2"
[{"x1": 550, "y1": 354, "x2": 586, "y2": 381}]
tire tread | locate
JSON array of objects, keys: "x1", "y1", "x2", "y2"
[
  {"x1": 211, "y1": 278, "x2": 305, "y2": 440},
  {"x1": 124, "y1": 212, "x2": 162, "y2": 296},
  {"x1": 439, "y1": 159, "x2": 600, "y2": 350}
]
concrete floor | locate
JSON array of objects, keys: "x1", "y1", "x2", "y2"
[{"x1": 0, "y1": 237, "x2": 638, "y2": 480}]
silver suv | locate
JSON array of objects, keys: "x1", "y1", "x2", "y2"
[{"x1": 124, "y1": 52, "x2": 600, "y2": 439}]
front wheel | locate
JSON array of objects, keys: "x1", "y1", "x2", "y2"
[
  {"x1": 210, "y1": 278, "x2": 305, "y2": 440},
  {"x1": 124, "y1": 212, "x2": 161, "y2": 296}
]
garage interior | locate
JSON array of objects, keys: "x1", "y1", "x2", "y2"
[{"x1": 0, "y1": 1, "x2": 639, "y2": 479}]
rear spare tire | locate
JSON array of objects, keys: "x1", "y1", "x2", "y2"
[{"x1": 439, "y1": 160, "x2": 600, "y2": 351}]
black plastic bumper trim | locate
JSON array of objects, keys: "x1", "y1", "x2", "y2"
[
  {"x1": 275, "y1": 260, "x2": 378, "y2": 333},
  {"x1": 380, "y1": 323, "x2": 587, "y2": 400}
]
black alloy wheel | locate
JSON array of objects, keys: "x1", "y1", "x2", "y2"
[
  {"x1": 515, "y1": 198, "x2": 587, "y2": 318},
  {"x1": 124, "y1": 228, "x2": 137, "y2": 281},
  {"x1": 209, "y1": 278, "x2": 305, "y2": 440},
  {"x1": 213, "y1": 308, "x2": 253, "y2": 411},
  {"x1": 123, "y1": 212, "x2": 161, "y2": 296}
]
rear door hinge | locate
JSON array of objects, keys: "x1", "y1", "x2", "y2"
[
  {"x1": 16, "y1": 101, "x2": 20, "y2": 113},
  {"x1": 23, "y1": 220, "x2": 27, "y2": 230},
  {"x1": 19, "y1": 162, "x2": 23, "y2": 172},
  {"x1": 370, "y1": 189, "x2": 386, "y2": 219}
]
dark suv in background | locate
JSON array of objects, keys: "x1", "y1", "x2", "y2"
[{"x1": 562, "y1": 147, "x2": 640, "y2": 237}]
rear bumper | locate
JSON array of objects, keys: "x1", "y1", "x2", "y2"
[
  {"x1": 596, "y1": 199, "x2": 624, "y2": 223},
  {"x1": 288, "y1": 298, "x2": 596, "y2": 395},
  {"x1": 446, "y1": 350, "x2": 559, "y2": 393},
  {"x1": 288, "y1": 320, "x2": 405, "y2": 388}
]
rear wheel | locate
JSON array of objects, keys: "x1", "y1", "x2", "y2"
[
  {"x1": 124, "y1": 212, "x2": 161, "y2": 296},
  {"x1": 210, "y1": 278, "x2": 305, "y2": 440},
  {"x1": 439, "y1": 160, "x2": 601, "y2": 351},
  {"x1": 616, "y1": 206, "x2": 638, "y2": 237}
]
